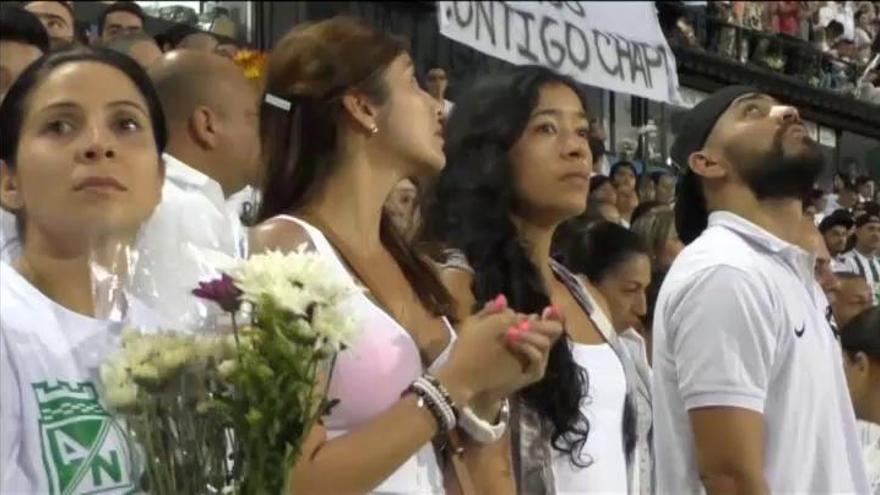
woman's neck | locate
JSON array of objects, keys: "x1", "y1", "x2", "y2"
[
  {"x1": 301, "y1": 153, "x2": 403, "y2": 255},
  {"x1": 15, "y1": 232, "x2": 134, "y2": 318},
  {"x1": 512, "y1": 215, "x2": 557, "y2": 287}
]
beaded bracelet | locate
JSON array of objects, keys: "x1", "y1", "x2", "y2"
[{"x1": 405, "y1": 375, "x2": 457, "y2": 433}]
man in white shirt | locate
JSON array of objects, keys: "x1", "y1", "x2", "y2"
[
  {"x1": 840, "y1": 212, "x2": 880, "y2": 304},
  {"x1": 654, "y1": 85, "x2": 869, "y2": 494},
  {"x1": 135, "y1": 50, "x2": 260, "y2": 330}
]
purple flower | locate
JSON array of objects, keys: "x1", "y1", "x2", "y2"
[{"x1": 192, "y1": 274, "x2": 243, "y2": 314}]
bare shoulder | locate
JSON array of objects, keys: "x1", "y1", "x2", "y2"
[
  {"x1": 249, "y1": 217, "x2": 316, "y2": 255},
  {"x1": 438, "y1": 265, "x2": 476, "y2": 322}
]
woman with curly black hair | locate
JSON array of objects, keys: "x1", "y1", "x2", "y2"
[{"x1": 421, "y1": 65, "x2": 653, "y2": 494}]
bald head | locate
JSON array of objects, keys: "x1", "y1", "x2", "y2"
[
  {"x1": 147, "y1": 50, "x2": 262, "y2": 196},
  {"x1": 177, "y1": 32, "x2": 219, "y2": 52},
  {"x1": 148, "y1": 50, "x2": 250, "y2": 129}
]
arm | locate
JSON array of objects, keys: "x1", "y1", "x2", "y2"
[
  {"x1": 667, "y1": 266, "x2": 778, "y2": 494},
  {"x1": 251, "y1": 222, "x2": 473, "y2": 493},
  {"x1": 439, "y1": 266, "x2": 518, "y2": 495},
  {"x1": 689, "y1": 408, "x2": 768, "y2": 495}
]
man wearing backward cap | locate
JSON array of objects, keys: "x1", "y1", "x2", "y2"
[{"x1": 652, "y1": 86, "x2": 870, "y2": 494}]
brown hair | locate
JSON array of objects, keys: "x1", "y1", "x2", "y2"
[{"x1": 257, "y1": 16, "x2": 452, "y2": 316}]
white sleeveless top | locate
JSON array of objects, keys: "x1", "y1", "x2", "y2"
[
  {"x1": 553, "y1": 343, "x2": 629, "y2": 494},
  {"x1": 272, "y1": 215, "x2": 454, "y2": 494}
]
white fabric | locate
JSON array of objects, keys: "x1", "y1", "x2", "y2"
[
  {"x1": 554, "y1": 343, "x2": 628, "y2": 495},
  {"x1": 0, "y1": 262, "x2": 158, "y2": 494},
  {"x1": 0, "y1": 209, "x2": 19, "y2": 263},
  {"x1": 225, "y1": 186, "x2": 260, "y2": 258},
  {"x1": 652, "y1": 211, "x2": 870, "y2": 494},
  {"x1": 271, "y1": 215, "x2": 451, "y2": 494},
  {"x1": 840, "y1": 249, "x2": 880, "y2": 305},
  {"x1": 860, "y1": 421, "x2": 880, "y2": 494},
  {"x1": 132, "y1": 154, "x2": 245, "y2": 331}
]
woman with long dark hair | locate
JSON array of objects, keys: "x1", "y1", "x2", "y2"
[
  {"x1": 421, "y1": 65, "x2": 653, "y2": 494},
  {"x1": 250, "y1": 17, "x2": 562, "y2": 494},
  {"x1": 0, "y1": 47, "x2": 167, "y2": 493}
]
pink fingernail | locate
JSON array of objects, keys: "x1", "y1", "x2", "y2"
[{"x1": 494, "y1": 294, "x2": 508, "y2": 310}]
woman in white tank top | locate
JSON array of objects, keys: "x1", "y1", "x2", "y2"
[
  {"x1": 249, "y1": 17, "x2": 565, "y2": 495},
  {"x1": 0, "y1": 49, "x2": 169, "y2": 494},
  {"x1": 421, "y1": 66, "x2": 654, "y2": 494}
]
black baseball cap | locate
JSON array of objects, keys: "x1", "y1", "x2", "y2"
[
  {"x1": 672, "y1": 85, "x2": 759, "y2": 244},
  {"x1": 819, "y1": 209, "x2": 855, "y2": 233}
]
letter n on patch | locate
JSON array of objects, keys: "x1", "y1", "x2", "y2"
[{"x1": 34, "y1": 380, "x2": 136, "y2": 495}]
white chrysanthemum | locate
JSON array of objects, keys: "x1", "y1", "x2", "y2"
[
  {"x1": 311, "y1": 304, "x2": 357, "y2": 352},
  {"x1": 103, "y1": 380, "x2": 139, "y2": 409}
]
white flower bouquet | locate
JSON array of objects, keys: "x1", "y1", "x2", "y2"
[{"x1": 100, "y1": 246, "x2": 360, "y2": 494}]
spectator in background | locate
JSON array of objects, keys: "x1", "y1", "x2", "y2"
[
  {"x1": 0, "y1": 6, "x2": 49, "y2": 103},
  {"x1": 23, "y1": 1, "x2": 74, "y2": 48},
  {"x1": 834, "y1": 272, "x2": 876, "y2": 327},
  {"x1": 857, "y1": 175, "x2": 877, "y2": 202},
  {"x1": 589, "y1": 175, "x2": 618, "y2": 207},
  {"x1": 821, "y1": 209, "x2": 857, "y2": 258},
  {"x1": 773, "y1": 1, "x2": 802, "y2": 37},
  {"x1": 424, "y1": 66, "x2": 453, "y2": 117},
  {"x1": 385, "y1": 178, "x2": 420, "y2": 242},
  {"x1": 637, "y1": 173, "x2": 656, "y2": 202},
  {"x1": 842, "y1": 179, "x2": 862, "y2": 211},
  {"x1": 802, "y1": 215, "x2": 842, "y2": 303},
  {"x1": 652, "y1": 171, "x2": 677, "y2": 204},
  {"x1": 100, "y1": 1, "x2": 145, "y2": 44},
  {"x1": 840, "y1": 306, "x2": 880, "y2": 494},
  {"x1": 631, "y1": 200, "x2": 666, "y2": 225},
  {"x1": 804, "y1": 187, "x2": 827, "y2": 223},
  {"x1": 617, "y1": 186, "x2": 640, "y2": 228},
  {"x1": 840, "y1": 212, "x2": 880, "y2": 304},
  {"x1": 610, "y1": 160, "x2": 638, "y2": 192},
  {"x1": 632, "y1": 206, "x2": 684, "y2": 275},
  {"x1": 104, "y1": 32, "x2": 162, "y2": 69},
  {"x1": 560, "y1": 220, "x2": 653, "y2": 362},
  {"x1": 855, "y1": 6, "x2": 876, "y2": 63},
  {"x1": 0, "y1": 5, "x2": 49, "y2": 263},
  {"x1": 588, "y1": 119, "x2": 612, "y2": 176}
]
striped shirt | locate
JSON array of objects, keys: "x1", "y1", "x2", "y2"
[{"x1": 840, "y1": 249, "x2": 880, "y2": 305}]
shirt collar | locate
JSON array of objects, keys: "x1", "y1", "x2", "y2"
[
  {"x1": 163, "y1": 153, "x2": 215, "y2": 190},
  {"x1": 708, "y1": 210, "x2": 816, "y2": 279},
  {"x1": 708, "y1": 211, "x2": 793, "y2": 253}
]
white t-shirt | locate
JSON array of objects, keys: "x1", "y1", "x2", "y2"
[
  {"x1": 840, "y1": 249, "x2": 880, "y2": 305},
  {"x1": 554, "y1": 343, "x2": 628, "y2": 495},
  {"x1": 132, "y1": 154, "x2": 245, "y2": 331},
  {"x1": 0, "y1": 262, "x2": 157, "y2": 494},
  {"x1": 652, "y1": 211, "x2": 869, "y2": 494},
  {"x1": 0, "y1": 209, "x2": 19, "y2": 263}
]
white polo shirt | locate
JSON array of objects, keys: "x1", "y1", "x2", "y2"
[
  {"x1": 652, "y1": 211, "x2": 869, "y2": 494},
  {"x1": 132, "y1": 154, "x2": 245, "y2": 331},
  {"x1": 839, "y1": 249, "x2": 880, "y2": 305}
]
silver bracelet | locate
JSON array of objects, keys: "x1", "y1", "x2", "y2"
[{"x1": 459, "y1": 399, "x2": 510, "y2": 444}]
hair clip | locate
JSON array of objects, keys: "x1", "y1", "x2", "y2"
[{"x1": 264, "y1": 93, "x2": 292, "y2": 112}]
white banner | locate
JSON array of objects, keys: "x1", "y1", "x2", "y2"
[{"x1": 438, "y1": 1, "x2": 683, "y2": 105}]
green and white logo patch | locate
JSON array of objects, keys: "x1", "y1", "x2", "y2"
[{"x1": 34, "y1": 380, "x2": 136, "y2": 495}]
